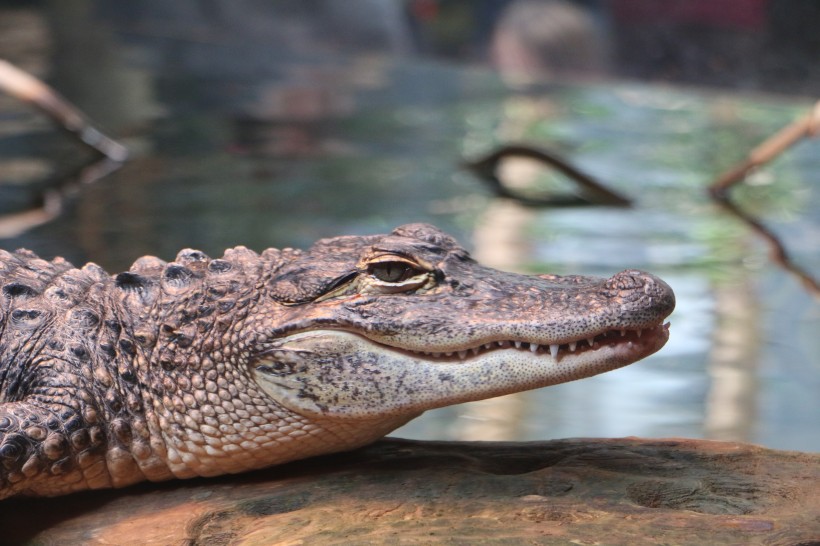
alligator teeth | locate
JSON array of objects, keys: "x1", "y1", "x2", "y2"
[{"x1": 421, "y1": 325, "x2": 658, "y2": 362}]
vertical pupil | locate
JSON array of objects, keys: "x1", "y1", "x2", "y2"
[
  {"x1": 387, "y1": 264, "x2": 402, "y2": 281},
  {"x1": 373, "y1": 262, "x2": 415, "y2": 282}
]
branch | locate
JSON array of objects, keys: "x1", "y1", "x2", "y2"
[
  {"x1": 708, "y1": 101, "x2": 820, "y2": 298},
  {"x1": 0, "y1": 59, "x2": 128, "y2": 161},
  {"x1": 464, "y1": 144, "x2": 631, "y2": 207}
]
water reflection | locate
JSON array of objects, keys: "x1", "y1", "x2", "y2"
[{"x1": 0, "y1": 2, "x2": 818, "y2": 452}]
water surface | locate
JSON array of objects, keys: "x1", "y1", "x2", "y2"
[{"x1": 1, "y1": 5, "x2": 817, "y2": 452}]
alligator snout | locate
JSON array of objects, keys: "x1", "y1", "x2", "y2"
[{"x1": 604, "y1": 269, "x2": 676, "y2": 316}]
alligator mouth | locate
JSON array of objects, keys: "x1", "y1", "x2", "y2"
[
  {"x1": 255, "y1": 322, "x2": 672, "y2": 418},
  {"x1": 394, "y1": 322, "x2": 671, "y2": 363}
]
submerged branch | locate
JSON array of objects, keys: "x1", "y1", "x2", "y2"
[
  {"x1": 709, "y1": 101, "x2": 820, "y2": 297},
  {"x1": 464, "y1": 144, "x2": 631, "y2": 207},
  {"x1": 0, "y1": 157, "x2": 124, "y2": 239}
]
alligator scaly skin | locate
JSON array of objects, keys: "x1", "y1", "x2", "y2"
[{"x1": 0, "y1": 224, "x2": 674, "y2": 498}]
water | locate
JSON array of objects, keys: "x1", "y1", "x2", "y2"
[{"x1": 1, "y1": 4, "x2": 817, "y2": 452}]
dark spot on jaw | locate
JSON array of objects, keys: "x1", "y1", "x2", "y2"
[
  {"x1": 118, "y1": 339, "x2": 136, "y2": 356},
  {"x1": 161, "y1": 324, "x2": 177, "y2": 335},
  {"x1": 105, "y1": 320, "x2": 122, "y2": 335},
  {"x1": 70, "y1": 309, "x2": 100, "y2": 328},
  {"x1": 70, "y1": 346, "x2": 89, "y2": 360},
  {"x1": 438, "y1": 373, "x2": 453, "y2": 382},
  {"x1": 100, "y1": 343, "x2": 117, "y2": 359},
  {"x1": 256, "y1": 362, "x2": 288, "y2": 375}
]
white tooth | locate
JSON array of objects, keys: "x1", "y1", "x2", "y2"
[
  {"x1": 445, "y1": 352, "x2": 453, "y2": 357},
  {"x1": 569, "y1": 342, "x2": 577, "y2": 352},
  {"x1": 550, "y1": 344, "x2": 559, "y2": 357},
  {"x1": 636, "y1": 330, "x2": 642, "y2": 338},
  {"x1": 514, "y1": 341, "x2": 522, "y2": 349},
  {"x1": 530, "y1": 343, "x2": 539, "y2": 353},
  {"x1": 484, "y1": 343, "x2": 493, "y2": 350},
  {"x1": 471, "y1": 347, "x2": 480, "y2": 355},
  {"x1": 458, "y1": 351, "x2": 467, "y2": 359},
  {"x1": 587, "y1": 337, "x2": 595, "y2": 347},
  {"x1": 620, "y1": 329, "x2": 626, "y2": 336}
]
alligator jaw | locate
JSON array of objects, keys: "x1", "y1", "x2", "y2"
[
  {"x1": 252, "y1": 322, "x2": 670, "y2": 420},
  {"x1": 397, "y1": 322, "x2": 670, "y2": 363}
]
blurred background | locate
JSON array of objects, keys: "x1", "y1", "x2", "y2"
[{"x1": 0, "y1": 0, "x2": 818, "y2": 451}]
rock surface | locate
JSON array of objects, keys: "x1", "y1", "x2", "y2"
[{"x1": 1, "y1": 437, "x2": 818, "y2": 545}]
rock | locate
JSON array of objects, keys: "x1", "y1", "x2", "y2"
[{"x1": 1, "y1": 437, "x2": 818, "y2": 545}]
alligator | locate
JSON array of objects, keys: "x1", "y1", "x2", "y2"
[{"x1": 0, "y1": 223, "x2": 674, "y2": 499}]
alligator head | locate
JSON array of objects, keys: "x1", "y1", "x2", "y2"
[{"x1": 251, "y1": 223, "x2": 674, "y2": 420}]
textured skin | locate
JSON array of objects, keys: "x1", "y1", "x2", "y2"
[{"x1": 0, "y1": 224, "x2": 675, "y2": 499}]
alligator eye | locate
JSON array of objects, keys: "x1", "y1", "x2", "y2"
[{"x1": 368, "y1": 262, "x2": 424, "y2": 283}]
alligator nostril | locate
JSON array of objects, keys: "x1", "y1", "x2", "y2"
[
  {"x1": 604, "y1": 271, "x2": 675, "y2": 313},
  {"x1": 607, "y1": 270, "x2": 649, "y2": 291}
]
